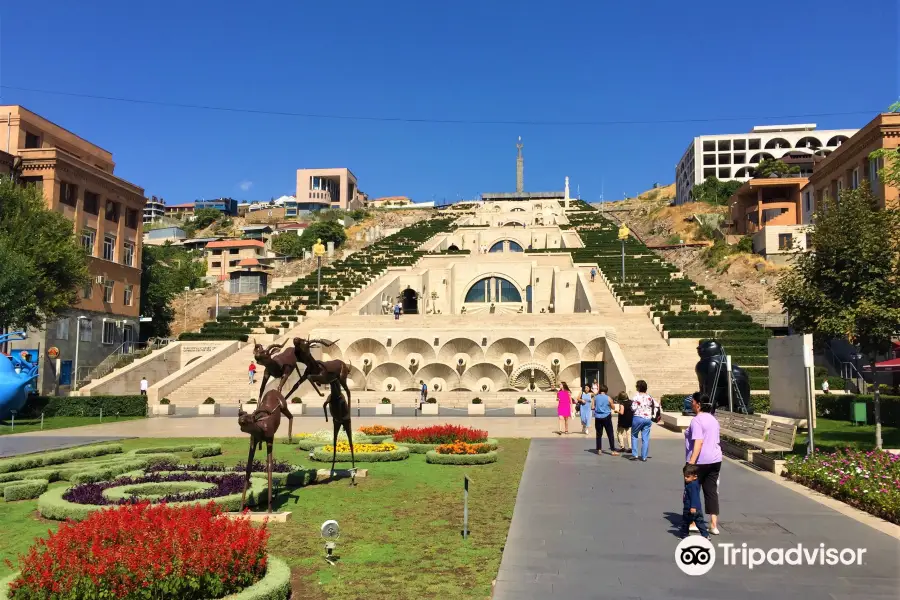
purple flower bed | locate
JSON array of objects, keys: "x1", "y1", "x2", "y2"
[
  {"x1": 63, "y1": 472, "x2": 247, "y2": 506},
  {"x1": 145, "y1": 460, "x2": 295, "y2": 474}
]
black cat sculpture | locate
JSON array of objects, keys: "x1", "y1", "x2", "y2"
[{"x1": 695, "y1": 340, "x2": 753, "y2": 414}]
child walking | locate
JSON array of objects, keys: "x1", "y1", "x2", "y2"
[
  {"x1": 681, "y1": 464, "x2": 709, "y2": 538},
  {"x1": 614, "y1": 391, "x2": 632, "y2": 452}
]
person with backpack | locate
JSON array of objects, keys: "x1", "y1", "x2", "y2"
[
  {"x1": 591, "y1": 384, "x2": 618, "y2": 455},
  {"x1": 614, "y1": 391, "x2": 633, "y2": 453},
  {"x1": 630, "y1": 379, "x2": 660, "y2": 462}
]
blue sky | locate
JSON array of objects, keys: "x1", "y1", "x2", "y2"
[{"x1": 1, "y1": 0, "x2": 897, "y2": 204}]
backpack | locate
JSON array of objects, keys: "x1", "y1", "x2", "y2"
[{"x1": 650, "y1": 396, "x2": 662, "y2": 423}]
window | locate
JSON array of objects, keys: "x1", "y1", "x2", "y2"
[
  {"x1": 105, "y1": 201, "x2": 119, "y2": 222},
  {"x1": 702, "y1": 140, "x2": 715, "y2": 152},
  {"x1": 123, "y1": 242, "x2": 135, "y2": 267},
  {"x1": 83, "y1": 191, "x2": 99, "y2": 215},
  {"x1": 734, "y1": 139, "x2": 746, "y2": 151},
  {"x1": 717, "y1": 140, "x2": 731, "y2": 151},
  {"x1": 463, "y1": 277, "x2": 522, "y2": 303},
  {"x1": 102, "y1": 321, "x2": 116, "y2": 345},
  {"x1": 55, "y1": 318, "x2": 70, "y2": 340},
  {"x1": 851, "y1": 168, "x2": 859, "y2": 190},
  {"x1": 123, "y1": 284, "x2": 134, "y2": 306},
  {"x1": 778, "y1": 234, "x2": 793, "y2": 251},
  {"x1": 80, "y1": 319, "x2": 93, "y2": 342},
  {"x1": 82, "y1": 282, "x2": 93, "y2": 299},
  {"x1": 703, "y1": 168, "x2": 716, "y2": 178},
  {"x1": 229, "y1": 249, "x2": 239, "y2": 255},
  {"x1": 718, "y1": 167, "x2": 731, "y2": 178},
  {"x1": 718, "y1": 154, "x2": 731, "y2": 165},
  {"x1": 211, "y1": 261, "x2": 221, "y2": 268},
  {"x1": 60, "y1": 182, "x2": 78, "y2": 207},
  {"x1": 103, "y1": 280, "x2": 114, "y2": 303},
  {"x1": 733, "y1": 153, "x2": 746, "y2": 164},
  {"x1": 81, "y1": 228, "x2": 96, "y2": 254},
  {"x1": 125, "y1": 208, "x2": 139, "y2": 229},
  {"x1": 748, "y1": 139, "x2": 761, "y2": 150},
  {"x1": 212, "y1": 249, "x2": 222, "y2": 256},
  {"x1": 103, "y1": 235, "x2": 116, "y2": 261},
  {"x1": 803, "y1": 191, "x2": 811, "y2": 213},
  {"x1": 24, "y1": 130, "x2": 41, "y2": 149}
]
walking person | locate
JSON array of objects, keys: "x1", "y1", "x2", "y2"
[
  {"x1": 139, "y1": 376, "x2": 149, "y2": 396},
  {"x1": 248, "y1": 361, "x2": 257, "y2": 385},
  {"x1": 393, "y1": 302, "x2": 402, "y2": 320},
  {"x1": 556, "y1": 382, "x2": 572, "y2": 435},
  {"x1": 685, "y1": 394, "x2": 722, "y2": 535},
  {"x1": 630, "y1": 380, "x2": 659, "y2": 462},
  {"x1": 578, "y1": 385, "x2": 592, "y2": 434},
  {"x1": 420, "y1": 380, "x2": 428, "y2": 405},
  {"x1": 614, "y1": 391, "x2": 633, "y2": 453},
  {"x1": 591, "y1": 384, "x2": 618, "y2": 455},
  {"x1": 680, "y1": 464, "x2": 710, "y2": 538},
  {"x1": 590, "y1": 267, "x2": 597, "y2": 282}
]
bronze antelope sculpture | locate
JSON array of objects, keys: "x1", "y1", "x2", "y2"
[
  {"x1": 251, "y1": 339, "x2": 317, "y2": 402},
  {"x1": 281, "y1": 337, "x2": 352, "y2": 405},
  {"x1": 323, "y1": 379, "x2": 355, "y2": 477},
  {"x1": 237, "y1": 388, "x2": 292, "y2": 512}
]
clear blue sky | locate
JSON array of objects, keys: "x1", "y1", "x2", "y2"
[{"x1": 1, "y1": 0, "x2": 897, "y2": 204}]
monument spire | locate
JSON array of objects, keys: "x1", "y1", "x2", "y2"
[{"x1": 516, "y1": 136, "x2": 524, "y2": 193}]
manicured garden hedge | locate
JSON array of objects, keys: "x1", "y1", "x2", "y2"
[
  {"x1": 223, "y1": 555, "x2": 292, "y2": 600},
  {"x1": 660, "y1": 394, "x2": 771, "y2": 414},
  {"x1": 0, "y1": 444, "x2": 122, "y2": 474},
  {"x1": 20, "y1": 395, "x2": 148, "y2": 418},
  {"x1": 816, "y1": 394, "x2": 900, "y2": 427},
  {"x1": 310, "y1": 446, "x2": 410, "y2": 463},
  {"x1": 2, "y1": 479, "x2": 49, "y2": 501},
  {"x1": 425, "y1": 451, "x2": 498, "y2": 465}
]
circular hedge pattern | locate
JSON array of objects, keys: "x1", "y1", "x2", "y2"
[
  {"x1": 387, "y1": 438, "x2": 500, "y2": 454},
  {"x1": 102, "y1": 481, "x2": 217, "y2": 502},
  {"x1": 310, "y1": 445, "x2": 410, "y2": 463},
  {"x1": 425, "y1": 450, "x2": 499, "y2": 465},
  {"x1": 294, "y1": 430, "x2": 372, "y2": 451},
  {"x1": 65, "y1": 473, "x2": 247, "y2": 506}
]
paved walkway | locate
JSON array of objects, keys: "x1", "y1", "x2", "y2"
[
  {"x1": 493, "y1": 438, "x2": 899, "y2": 600},
  {"x1": 0, "y1": 436, "x2": 125, "y2": 458}
]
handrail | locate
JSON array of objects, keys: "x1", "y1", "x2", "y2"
[{"x1": 79, "y1": 338, "x2": 170, "y2": 386}]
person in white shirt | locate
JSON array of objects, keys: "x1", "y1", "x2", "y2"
[
  {"x1": 140, "y1": 377, "x2": 149, "y2": 396},
  {"x1": 821, "y1": 379, "x2": 830, "y2": 394},
  {"x1": 630, "y1": 380, "x2": 659, "y2": 462}
]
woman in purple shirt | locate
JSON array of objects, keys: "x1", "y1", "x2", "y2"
[{"x1": 685, "y1": 394, "x2": 722, "y2": 535}]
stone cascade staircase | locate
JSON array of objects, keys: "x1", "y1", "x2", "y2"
[{"x1": 581, "y1": 266, "x2": 699, "y2": 396}]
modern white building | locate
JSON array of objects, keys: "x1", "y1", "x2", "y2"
[
  {"x1": 675, "y1": 124, "x2": 858, "y2": 205},
  {"x1": 143, "y1": 196, "x2": 165, "y2": 223}
]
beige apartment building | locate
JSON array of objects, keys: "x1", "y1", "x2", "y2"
[
  {"x1": 801, "y1": 112, "x2": 900, "y2": 223},
  {"x1": 205, "y1": 239, "x2": 271, "y2": 294},
  {"x1": 0, "y1": 105, "x2": 147, "y2": 394},
  {"x1": 295, "y1": 168, "x2": 364, "y2": 212}
]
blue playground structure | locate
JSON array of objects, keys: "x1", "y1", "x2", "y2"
[{"x1": 0, "y1": 332, "x2": 39, "y2": 421}]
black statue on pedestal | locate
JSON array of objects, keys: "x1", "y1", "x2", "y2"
[{"x1": 695, "y1": 340, "x2": 752, "y2": 414}]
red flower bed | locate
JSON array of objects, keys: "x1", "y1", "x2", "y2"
[
  {"x1": 393, "y1": 424, "x2": 488, "y2": 444},
  {"x1": 5, "y1": 502, "x2": 268, "y2": 600}
]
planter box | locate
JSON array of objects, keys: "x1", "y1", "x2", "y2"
[
  {"x1": 720, "y1": 438, "x2": 760, "y2": 462},
  {"x1": 152, "y1": 404, "x2": 175, "y2": 416},
  {"x1": 514, "y1": 403, "x2": 532, "y2": 415},
  {"x1": 421, "y1": 403, "x2": 439, "y2": 415},
  {"x1": 241, "y1": 403, "x2": 260, "y2": 412},
  {"x1": 468, "y1": 403, "x2": 485, "y2": 415},
  {"x1": 198, "y1": 403, "x2": 220, "y2": 416},
  {"x1": 375, "y1": 403, "x2": 393, "y2": 415},
  {"x1": 287, "y1": 402, "x2": 304, "y2": 415},
  {"x1": 752, "y1": 452, "x2": 787, "y2": 475}
]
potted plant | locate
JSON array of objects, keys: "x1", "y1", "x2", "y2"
[
  {"x1": 376, "y1": 397, "x2": 393, "y2": 415},
  {"x1": 241, "y1": 397, "x2": 259, "y2": 412},
  {"x1": 468, "y1": 397, "x2": 485, "y2": 415},
  {"x1": 421, "y1": 396, "x2": 439, "y2": 415},
  {"x1": 514, "y1": 396, "x2": 532, "y2": 415},
  {"x1": 198, "y1": 396, "x2": 220, "y2": 416},
  {"x1": 152, "y1": 397, "x2": 175, "y2": 416}
]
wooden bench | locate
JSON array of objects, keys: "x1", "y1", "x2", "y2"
[
  {"x1": 715, "y1": 410, "x2": 769, "y2": 445},
  {"x1": 746, "y1": 421, "x2": 798, "y2": 456}
]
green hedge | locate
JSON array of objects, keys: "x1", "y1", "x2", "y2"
[
  {"x1": 20, "y1": 396, "x2": 147, "y2": 418},
  {"x1": 2, "y1": 479, "x2": 49, "y2": 501},
  {"x1": 425, "y1": 451, "x2": 498, "y2": 465},
  {"x1": 222, "y1": 555, "x2": 291, "y2": 600},
  {"x1": 68, "y1": 455, "x2": 178, "y2": 485},
  {"x1": 816, "y1": 394, "x2": 900, "y2": 427},
  {"x1": 310, "y1": 446, "x2": 410, "y2": 463},
  {"x1": 37, "y1": 477, "x2": 268, "y2": 522},
  {"x1": 102, "y1": 481, "x2": 216, "y2": 502},
  {"x1": 660, "y1": 394, "x2": 771, "y2": 414},
  {"x1": 191, "y1": 444, "x2": 223, "y2": 459},
  {"x1": 0, "y1": 469, "x2": 59, "y2": 484},
  {"x1": 155, "y1": 470, "x2": 314, "y2": 487},
  {"x1": 386, "y1": 438, "x2": 500, "y2": 454},
  {"x1": 0, "y1": 444, "x2": 122, "y2": 475},
  {"x1": 132, "y1": 445, "x2": 194, "y2": 454}
]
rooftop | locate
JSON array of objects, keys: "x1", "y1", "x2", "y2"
[
  {"x1": 481, "y1": 191, "x2": 564, "y2": 200},
  {"x1": 206, "y1": 239, "x2": 265, "y2": 249}
]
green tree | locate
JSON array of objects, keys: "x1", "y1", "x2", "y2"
[
  {"x1": 0, "y1": 178, "x2": 90, "y2": 334},
  {"x1": 775, "y1": 182, "x2": 900, "y2": 449},
  {"x1": 192, "y1": 207, "x2": 222, "y2": 229},
  {"x1": 270, "y1": 233, "x2": 305, "y2": 258},
  {"x1": 139, "y1": 244, "x2": 207, "y2": 339},
  {"x1": 752, "y1": 158, "x2": 801, "y2": 178},
  {"x1": 690, "y1": 177, "x2": 743, "y2": 205},
  {"x1": 298, "y1": 220, "x2": 347, "y2": 250}
]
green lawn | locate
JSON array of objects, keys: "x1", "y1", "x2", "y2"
[
  {"x1": 0, "y1": 415, "x2": 145, "y2": 436},
  {"x1": 0, "y1": 437, "x2": 528, "y2": 600},
  {"x1": 794, "y1": 417, "x2": 899, "y2": 453}
]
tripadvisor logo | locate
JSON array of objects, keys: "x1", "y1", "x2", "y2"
[{"x1": 675, "y1": 538, "x2": 867, "y2": 576}]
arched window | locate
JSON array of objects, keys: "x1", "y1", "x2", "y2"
[
  {"x1": 489, "y1": 241, "x2": 504, "y2": 253},
  {"x1": 508, "y1": 240, "x2": 523, "y2": 252},
  {"x1": 489, "y1": 240, "x2": 524, "y2": 252},
  {"x1": 464, "y1": 277, "x2": 522, "y2": 303}
]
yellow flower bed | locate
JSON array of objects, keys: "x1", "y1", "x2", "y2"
[{"x1": 322, "y1": 442, "x2": 397, "y2": 453}]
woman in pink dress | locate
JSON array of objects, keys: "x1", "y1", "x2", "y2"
[{"x1": 556, "y1": 382, "x2": 573, "y2": 434}]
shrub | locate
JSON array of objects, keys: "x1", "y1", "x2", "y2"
[
  {"x1": 322, "y1": 442, "x2": 397, "y2": 453},
  {"x1": 426, "y1": 451, "x2": 498, "y2": 465},
  {"x1": 816, "y1": 394, "x2": 900, "y2": 428},
  {"x1": 160, "y1": 398, "x2": 171, "y2": 405},
  {"x1": 265, "y1": 327, "x2": 279, "y2": 334},
  {"x1": 393, "y1": 424, "x2": 488, "y2": 445},
  {"x1": 471, "y1": 397, "x2": 483, "y2": 405},
  {"x1": 8, "y1": 503, "x2": 270, "y2": 598},
  {"x1": 245, "y1": 398, "x2": 258, "y2": 404},
  {"x1": 380, "y1": 397, "x2": 391, "y2": 404},
  {"x1": 203, "y1": 397, "x2": 216, "y2": 405},
  {"x1": 3, "y1": 479, "x2": 49, "y2": 502},
  {"x1": 435, "y1": 442, "x2": 493, "y2": 455},
  {"x1": 517, "y1": 397, "x2": 529, "y2": 404},
  {"x1": 659, "y1": 394, "x2": 770, "y2": 414},
  {"x1": 783, "y1": 448, "x2": 899, "y2": 524},
  {"x1": 290, "y1": 398, "x2": 302, "y2": 404},
  {"x1": 0, "y1": 444, "x2": 122, "y2": 475},
  {"x1": 191, "y1": 444, "x2": 223, "y2": 459},
  {"x1": 310, "y1": 445, "x2": 409, "y2": 463},
  {"x1": 359, "y1": 425, "x2": 396, "y2": 436},
  {"x1": 20, "y1": 395, "x2": 147, "y2": 418},
  {"x1": 425, "y1": 397, "x2": 437, "y2": 404}
]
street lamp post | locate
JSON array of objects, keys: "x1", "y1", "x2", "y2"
[
  {"x1": 617, "y1": 224, "x2": 630, "y2": 283},
  {"x1": 313, "y1": 238, "x2": 326, "y2": 307},
  {"x1": 73, "y1": 316, "x2": 88, "y2": 392}
]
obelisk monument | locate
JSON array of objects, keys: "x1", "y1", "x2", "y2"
[{"x1": 516, "y1": 136, "x2": 524, "y2": 193}]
